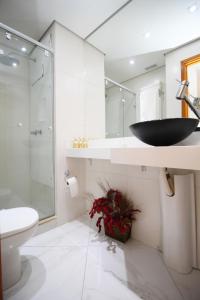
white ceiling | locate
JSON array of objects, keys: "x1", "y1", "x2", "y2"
[
  {"x1": 0, "y1": 0, "x2": 127, "y2": 39},
  {"x1": 0, "y1": 0, "x2": 200, "y2": 82}
]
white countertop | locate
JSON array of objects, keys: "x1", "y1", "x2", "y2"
[{"x1": 66, "y1": 134, "x2": 200, "y2": 170}]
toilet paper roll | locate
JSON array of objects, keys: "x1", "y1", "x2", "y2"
[{"x1": 66, "y1": 177, "x2": 79, "y2": 198}]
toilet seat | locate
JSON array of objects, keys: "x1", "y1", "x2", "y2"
[{"x1": 1, "y1": 207, "x2": 39, "y2": 239}]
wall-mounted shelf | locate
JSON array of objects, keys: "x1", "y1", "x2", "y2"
[{"x1": 66, "y1": 144, "x2": 200, "y2": 170}]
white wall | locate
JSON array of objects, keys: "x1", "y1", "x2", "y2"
[
  {"x1": 85, "y1": 160, "x2": 161, "y2": 249},
  {"x1": 165, "y1": 39, "x2": 200, "y2": 117},
  {"x1": 42, "y1": 22, "x2": 105, "y2": 224}
]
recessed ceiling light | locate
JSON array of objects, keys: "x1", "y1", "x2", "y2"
[
  {"x1": 188, "y1": 3, "x2": 198, "y2": 13},
  {"x1": 144, "y1": 32, "x2": 151, "y2": 38},
  {"x1": 21, "y1": 47, "x2": 27, "y2": 52},
  {"x1": 12, "y1": 62, "x2": 17, "y2": 68},
  {"x1": 129, "y1": 59, "x2": 135, "y2": 65}
]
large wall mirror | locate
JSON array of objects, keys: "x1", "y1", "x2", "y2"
[{"x1": 90, "y1": 0, "x2": 200, "y2": 138}]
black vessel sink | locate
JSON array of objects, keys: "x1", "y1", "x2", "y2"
[{"x1": 129, "y1": 118, "x2": 199, "y2": 146}]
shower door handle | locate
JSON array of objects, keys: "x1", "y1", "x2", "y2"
[{"x1": 30, "y1": 129, "x2": 42, "y2": 136}]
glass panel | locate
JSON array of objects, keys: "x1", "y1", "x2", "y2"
[
  {"x1": 0, "y1": 27, "x2": 54, "y2": 220},
  {"x1": 105, "y1": 82, "x2": 136, "y2": 138}
]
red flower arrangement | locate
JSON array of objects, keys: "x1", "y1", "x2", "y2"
[{"x1": 89, "y1": 184, "x2": 141, "y2": 242}]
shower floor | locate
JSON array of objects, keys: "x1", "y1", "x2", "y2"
[{"x1": 4, "y1": 214, "x2": 200, "y2": 300}]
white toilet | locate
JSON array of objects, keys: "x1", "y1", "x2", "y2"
[{"x1": 0, "y1": 207, "x2": 39, "y2": 290}]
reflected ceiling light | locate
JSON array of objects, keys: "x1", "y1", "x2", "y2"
[
  {"x1": 45, "y1": 50, "x2": 49, "y2": 57},
  {"x1": 21, "y1": 47, "x2": 27, "y2": 52},
  {"x1": 121, "y1": 98, "x2": 126, "y2": 103},
  {"x1": 0, "y1": 49, "x2": 4, "y2": 55},
  {"x1": 12, "y1": 62, "x2": 17, "y2": 68},
  {"x1": 129, "y1": 59, "x2": 135, "y2": 65},
  {"x1": 144, "y1": 32, "x2": 151, "y2": 38},
  {"x1": 188, "y1": 3, "x2": 198, "y2": 13},
  {"x1": 105, "y1": 79, "x2": 108, "y2": 85},
  {"x1": 5, "y1": 32, "x2": 12, "y2": 40},
  {"x1": 120, "y1": 87, "x2": 122, "y2": 92}
]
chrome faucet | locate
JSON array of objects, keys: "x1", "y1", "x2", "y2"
[{"x1": 176, "y1": 80, "x2": 200, "y2": 119}]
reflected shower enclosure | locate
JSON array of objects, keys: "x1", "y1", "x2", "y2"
[
  {"x1": 105, "y1": 78, "x2": 136, "y2": 138},
  {"x1": 0, "y1": 24, "x2": 54, "y2": 220}
]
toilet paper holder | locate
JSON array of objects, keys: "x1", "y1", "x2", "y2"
[
  {"x1": 64, "y1": 171, "x2": 79, "y2": 198},
  {"x1": 64, "y1": 170, "x2": 77, "y2": 185}
]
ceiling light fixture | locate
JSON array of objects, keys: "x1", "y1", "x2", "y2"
[
  {"x1": 144, "y1": 32, "x2": 151, "y2": 38},
  {"x1": 129, "y1": 59, "x2": 135, "y2": 65},
  {"x1": 12, "y1": 62, "x2": 17, "y2": 68},
  {"x1": 188, "y1": 3, "x2": 198, "y2": 13},
  {"x1": 21, "y1": 47, "x2": 27, "y2": 52},
  {"x1": 0, "y1": 49, "x2": 4, "y2": 55}
]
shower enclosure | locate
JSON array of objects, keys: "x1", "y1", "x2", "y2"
[
  {"x1": 105, "y1": 78, "x2": 136, "y2": 138},
  {"x1": 0, "y1": 23, "x2": 54, "y2": 220}
]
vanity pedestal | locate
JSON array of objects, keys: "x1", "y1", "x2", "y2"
[{"x1": 160, "y1": 173, "x2": 196, "y2": 273}]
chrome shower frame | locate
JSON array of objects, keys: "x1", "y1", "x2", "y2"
[{"x1": 0, "y1": 22, "x2": 54, "y2": 54}]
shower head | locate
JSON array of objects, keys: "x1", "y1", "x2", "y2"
[{"x1": 0, "y1": 55, "x2": 19, "y2": 67}]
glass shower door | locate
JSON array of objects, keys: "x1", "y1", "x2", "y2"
[
  {"x1": 29, "y1": 46, "x2": 55, "y2": 220},
  {"x1": 0, "y1": 26, "x2": 55, "y2": 220}
]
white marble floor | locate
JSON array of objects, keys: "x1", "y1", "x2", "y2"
[{"x1": 4, "y1": 215, "x2": 200, "y2": 300}]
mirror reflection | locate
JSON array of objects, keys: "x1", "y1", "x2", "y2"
[
  {"x1": 102, "y1": 0, "x2": 200, "y2": 138},
  {"x1": 105, "y1": 51, "x2": 166, "y2": 138}
]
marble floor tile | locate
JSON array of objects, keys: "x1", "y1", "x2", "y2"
[
  {"x1": 4, "y1": 215, "x2": 200, "y2": 300},
  {"x1": 4, "y1": 246, "x2": 87, "y2": 300},
  {"x1": 25, "y1": 216, "x2": 91, "y2": 247},
  {"x1": 169, "y1": 268, "x2": 200, "y2": 300},
  {"x1": 82, "y1": 240, "x2": 183, "y2": 300}
]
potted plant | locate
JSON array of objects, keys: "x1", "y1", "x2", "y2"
[{"x1": 89, "y1": 184, "x2": 141, "y2": 243}]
